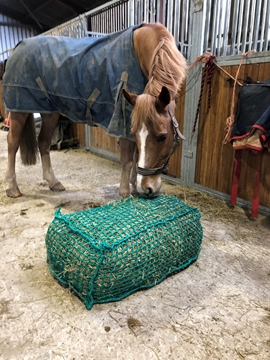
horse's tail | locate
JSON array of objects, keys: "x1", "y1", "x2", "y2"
[
  {"x1": 20, "y1": 114, "x2": 38, "y2": 165},
  {"x1": 0, "y1": 61, "x2": 4, "y2": 80}
]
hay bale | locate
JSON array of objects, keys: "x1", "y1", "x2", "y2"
[{"x1": 45, "y1": 195, "x2": 203, "y2": 309}]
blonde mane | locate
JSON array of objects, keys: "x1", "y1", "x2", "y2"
[{"x1": 144, "y1": 27, "x2": 187, "y2": 99}]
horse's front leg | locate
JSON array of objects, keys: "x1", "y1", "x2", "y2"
[
  {"x1": 5, "y1": 112, "x2": 28, "y2": 198},
  {"x1": 39, "y1": 113, "x2": 65, "y2": 192},
  {"x1": 119, "y1": 138, "x2": 136, "y2": 198},
  {"x1": 130, "y1": 146, "x2": 139, "y2": 196}
]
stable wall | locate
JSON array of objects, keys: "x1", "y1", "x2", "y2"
[{"x1": 195, "y1": 61, "x2": 270, "y2": 209}]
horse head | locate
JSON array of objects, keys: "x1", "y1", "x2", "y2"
[{"x1": 123, "y1": 86, "x2": 184, "y2": 197}]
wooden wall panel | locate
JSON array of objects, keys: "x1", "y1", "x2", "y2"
[
  {"x1": 195, "y1": 62, "x2": 270, "y2": 207},
  {"x1": 90, "y1": 126, "x2": 120, "y2": 155},
  {"x1": 72, "y1": 123, "x2": 86, "y2": 147}
]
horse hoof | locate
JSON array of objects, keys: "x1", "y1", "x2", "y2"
[
  {"x1": 6, "y1": 188, "x2": 22, "y2": 198},
  {"x1": 50, "y1": 182, "x2": 65, "y2": 192},
  {"x1": 119, "y1": 190, "x2": 130, "y2": 198}
]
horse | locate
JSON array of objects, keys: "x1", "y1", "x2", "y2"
[{"x1": 1, "y1": 22, "x2": 187, "y2": 199}]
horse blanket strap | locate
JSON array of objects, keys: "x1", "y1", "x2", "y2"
[
  {"x1": 2, "y1": 25, "x2": 147, "y2": 140},
  {"x1": 86, "y1": 88, "x2": 101, "y2": 126},
  {"x1": 36, "y1": 77, "x2": 50, "y2": 101},
  {"x1": 114, "y1": 71, "x2": 128, "y2": 136},
  {"x1": 36, "y1": 76, "x2": 66, "y2": 117},
  {"x1": 115, "y1": 71, "x2": 128, "y2": 106},
  {"x1": 136, "y1": 105, "x2": 185, "y2": 176}
]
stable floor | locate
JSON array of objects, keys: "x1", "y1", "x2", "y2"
[{"x1": 0, "y1": 127, "x2": 269, "y2": 360}]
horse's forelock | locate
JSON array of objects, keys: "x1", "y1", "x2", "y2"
[{"x1": 131, "y1": 94, "x2": 158, "y2": 134}]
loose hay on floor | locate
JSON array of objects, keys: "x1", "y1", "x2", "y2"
[{"x1": 45, "y1": 195, "x2": 203, "y2": 309}]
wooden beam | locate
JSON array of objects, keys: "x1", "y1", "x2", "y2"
[
  {"x1": 19, "y1": 0, "x2": 43, "y2": 29},
  {"x1": 54, "y1": 0, "x2": 85, "y2": 15}
]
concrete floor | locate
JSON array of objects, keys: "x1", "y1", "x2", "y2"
[{"x1": 0, "y1": 127, "x2": 269, "y2": 360}]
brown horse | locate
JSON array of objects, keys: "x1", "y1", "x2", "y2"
[{"x1": 2, "y1": 22, "x2": 186, "y2": 198}]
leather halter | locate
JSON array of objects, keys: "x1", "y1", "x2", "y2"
[{"x1": 136, "y1": 105, "x2": 186, "y2": 176}]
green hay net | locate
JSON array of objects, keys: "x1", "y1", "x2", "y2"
[{"x1": 45, "y1": 195, "x2": 203, "y2": 310}]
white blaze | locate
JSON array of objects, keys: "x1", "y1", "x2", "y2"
[{"x1": 137, "y1": 123, "x2": 148, "y2": 192}]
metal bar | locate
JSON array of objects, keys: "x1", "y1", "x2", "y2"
[
  {"x1": 182, "y1": 0, "x2": 188, "y2": 47},
  {"x1": 241, "y1": 0, "x2": 251, "y2": 52},
  {"x1": 162, "y1": 0, "x2": 166, "y2": 24},
  {"x1": 248, "y1": 0, "x2": 256, "y2": 50},
  {"x1": 210, "y1": 0, "x2": 218, "y2": 54},
  {"x1": 85, "y1": 0, "x2": 123, "y2": 18},
  {"x1": 263, "y1": 0, "x2": 270, "y2": 51},
  {"x1": 150, "y1": 0, "x2": 156, "y2": 23},
  {"x1": 203, "y1": 0, "x2": 211, "y2": 52},
  {"x1": 174, "y1": 0, "x2": 180, "y2": 43},
  {"x1": 187, "y1": 0, "x2": 193, "y2": 61},
  {"x1": 167, "y1": 0, "x2": 173, "y2": 33},
  {"x1": 258, "y1": 0, "x2": 267, "y2": 51},
  {"x1": 111, "y1": 7, "x2": 114, "y2": 32},
  {"x1": 216, "y1": 0, "x2": 222, "y2": 56},
  {"x1": 222, "y1": 0, "x2": 231, "y2": 56},
  {"x1": 143, "y1": 0, "x2": 147, "y2": 22},
  {"x1": 236, "y1": 0, "x2": 245, "y2": 53},
  {"x1": 156, "y1": 0, "x2": 162, "y2": 23},
  {"x1": 231, "y1": 0, "x2": 239, "y2": 55},
  {"x1": 181, "y1": 1, "x2": 205, "y2": 184},
  {"x1": 181, "y1": 0, "x2": 186, "y2": 44},
  {"x1": 117, "y1": 4, "x2": 119, "y2": 30}
]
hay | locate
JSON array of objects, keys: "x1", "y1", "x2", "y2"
[
  {"x1": 45, "y1": 195, "x2": 203, "y2": 309},
  {"x1": 162, "y1": 182, "x2": 246, "y2": 222}
]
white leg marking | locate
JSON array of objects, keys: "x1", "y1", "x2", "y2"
[{"x1": 137, "y1": 124, "x2": 148, "y2": 193}]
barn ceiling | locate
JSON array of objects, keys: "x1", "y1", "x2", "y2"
[{"x1": 0, "y1": 0, "x2": 112, "y2": 33}]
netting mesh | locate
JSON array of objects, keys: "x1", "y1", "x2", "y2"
[{"x1": 45, "y1": 195, "x2": 203, "y2": 309}]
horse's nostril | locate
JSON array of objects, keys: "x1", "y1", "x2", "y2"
[{"x1": 147, "y1": 187, "x2": 153, "y2": 195}]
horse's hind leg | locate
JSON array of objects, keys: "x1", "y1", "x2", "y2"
[
  {"x1": 39, "y1": 113, "x2": 65, "y2": 192},
  {"x1": 5, "y1": 112, "x2": 29, "y2": 197}
]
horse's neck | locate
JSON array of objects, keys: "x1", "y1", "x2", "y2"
[
  {"x1": 133, "y1": 25, "x2": 160, "y2": 80},
  {"x1": 133, "y1": 24, "x2": 179, "y2": 99}
]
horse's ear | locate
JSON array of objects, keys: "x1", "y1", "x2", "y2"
[
  {"x1": 123, "y1": 89, "x2": 137, "y2": 106},
  {"x1": 157, "y1": 86, "x2": 171, "y2": 109}
]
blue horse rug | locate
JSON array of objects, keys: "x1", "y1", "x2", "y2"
[{"x1": 2, "y1": 25, "x2": 147, "y2": 140}]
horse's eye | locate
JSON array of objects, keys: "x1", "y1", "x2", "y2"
[{"x1": 156, "y1": 134, "x2": 167, "y2": 143}]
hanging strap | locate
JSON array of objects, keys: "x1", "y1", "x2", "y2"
[
  {"x1": 114, "y1": 71, "x2": 128, "y2": 136},
  {"x1": 192, "y1": 54, "x2": 216, "y2": 133},
  {"x1": 36, "y1": 77, "x2": 51, "y2": 101},
  {"x1": 86, "y1": 88, "x2": 101, "y2": 126}
]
